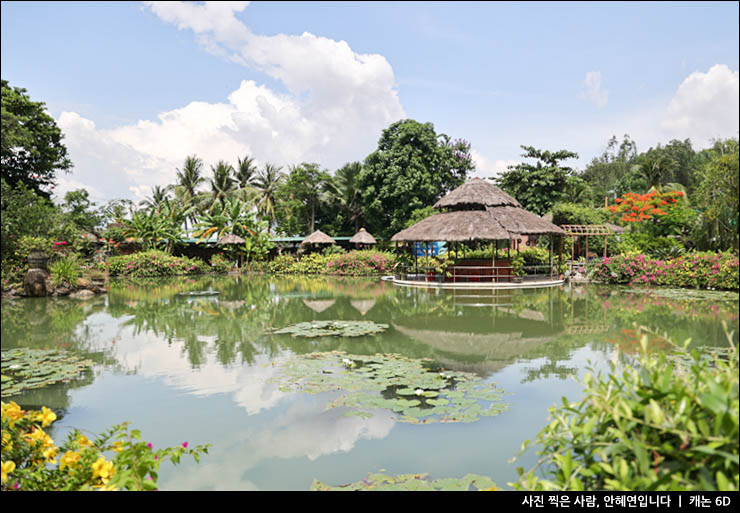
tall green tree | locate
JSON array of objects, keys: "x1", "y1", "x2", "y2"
[
  {"x1": 61, "y1": 189, "x2": 100, "y2": 233},
  {"x1": 275, "y1": 163, "x2": 331, "y2": 235},
  {"x1": 581, "y1": 134, "x2": 638, "y2": 200},
  {"x1": 493, "y1": 145, "x2": 579, "y2": 216},
  {"x1": 205, "y1": 161, "x2": 236, "y2": 212},
  {"x1": 1, "y1": 80, "x2": 73, "y2": 198},
  {"x1": 692, "y1": 138, "x2": 739, "y2": 251},
  {"x1": 325, "y1": 162, "x2": 365, "y2": 233},
  {"x1": 253, "y1": 163, "x2": 284, "y2": 230},
  {"x1": 138, "y1": 185, "x2": 171, "y2": 212},
  {"x1": 358, "y1": 119, "x2": 475, "y2": 239},
  {"x1": 172, "y1": 155, "x2": 206, "y2": 230}
]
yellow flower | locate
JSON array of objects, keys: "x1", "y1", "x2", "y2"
[
  {"x1": 91, "y1": 456, "x2": 115, "y2": 483},
  {"x1": 1, "y1": 401, "x2": 25, "y2": 427},
  {"x1": 43, "y1": 446, "x2": 59, "y2": 464},
  {"x1": 59, "y1": 451, "x2": 81, "y2": 471},
  {"x1": 111, "y1": 441, "x2": 125, "y2": 453},
  {"x1": 76, "y1": 434, "x2": 94, "y2": 448},
  {"x1": 36, "y1": 406, "x2": 57, "y2": 427},
  {"x1": 1, "y1": 461, "x2": 16, "y2": 484},
  {"x1": 1, "y1": 431, "x2": 12, "y2": 451}
]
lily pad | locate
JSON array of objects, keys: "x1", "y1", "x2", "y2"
[
  {"x1": 1, "y1": 348, "x2": 95, "y2": 397},
  {"x1": 270, "y1": 351, "x2": 510, "y2": 424},
  {"x1": 270, "y1": 320, "x2": 389, "y2": 338},
  {"x1": 311, "y1": 472, "x2": 499, "y2": 491}
]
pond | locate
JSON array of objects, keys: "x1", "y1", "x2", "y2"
[{"x1": 1, "y1": 275, "x2": 738, "y2": 491}]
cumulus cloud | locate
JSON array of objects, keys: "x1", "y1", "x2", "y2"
[
  {"x1": 661, "y1": 64, "x2": 739, "y2": 146},
  {"x1": 582, "y1": 71, "x2": 609, "y2": 109},
  {"x1": 470, "y1": 149, "x2": 520, "y2": 180},
  {"x1": 57, "y1": 1, "x2": 404, "y2": 203}
]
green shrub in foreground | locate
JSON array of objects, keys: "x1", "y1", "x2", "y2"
[
  {"x1": 513, "y1": 326, "x2": 739, "y2": 491},
  {"x1": 101, "y1": 250, "x2": 208, "y2": 277},
  {"x1": 49, "y1": 256, "x2": 81, "y2": 287}
]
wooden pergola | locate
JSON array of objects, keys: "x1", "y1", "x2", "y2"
[{"x1": 559, "y1": 224, "x2": 621, "y2": 262}]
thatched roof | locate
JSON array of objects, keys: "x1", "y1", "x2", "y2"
[
  {"x1": 350, "y1": 298, "x2": 376, "y2": 315},
  {"x1": 349, "y1": 228, "x2": 377, "y2": 244},
  {"x1": 391, "y1": 210, "x2": 510, "y2": 242},
  {"x1": 392, "y1": 178, "x2": 563, "y2": 242},
  {"x1": 217, "y1": 234, "x2": 245, "y2": 244},
  {"x1": 434, "y1": 178, "x2": 520, "y2": 210},
  {"x1": 489, "y1": 206, "x2": 565, "y2": 236},
  {"x1": 302, "y1": 299, "x2": 336, "y2": 313},
  {"x1": 391, "y1": 208, "x2": 563, "y2": 242},
  {"x1": 301, "y1": 230, "x2": 336, "y2": 245}
]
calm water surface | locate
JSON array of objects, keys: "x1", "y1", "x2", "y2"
[{"x1": 2, "y1": 275, "x2": 738, "y2": 490}]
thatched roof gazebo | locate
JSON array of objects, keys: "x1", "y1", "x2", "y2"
[
  {"x1": 301, "y1": 230, "x2": 336, "y2": 246},
  {"x1": 391, "y1": 178, "x2": 565, "y2": 284},
  {"x1": 349, "y1": 228, "x2": 377, "y2": 246}
]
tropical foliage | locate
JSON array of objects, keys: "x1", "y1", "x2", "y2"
[
  {"x1": 1, "y1": 401, "x2": 208, "y2": 491},
  {"x1": 513, "y1": 330, "x2": 738, "y2": 491}
]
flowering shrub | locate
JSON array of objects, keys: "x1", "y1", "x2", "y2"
[
  {"x1": 326, "y1": 250, "x2": 396, "y2": 276},
  {"x1": 209, "y1": 253, "x2": 232, "y2": 273},
  {"x1": 291, "y1": 253, "x2": 332, "y2": 275},
  {"x1": 588, "y1": 252, "x2": 739, "y2": 290},
  {"x1": 268, "y1": 254, "x2": 296, "y2": 274},
  {"x1": 1, "y1": 401, "x2": 208, "y2": 491},
  {"x1": 102, "y1": 250, "x2": 208, "y2": 278}
]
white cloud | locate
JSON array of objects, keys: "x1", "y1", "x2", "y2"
[
  {"x1": 661, "y1": 64, "x2": 739, "y2": 147},
  {"x1": 470, "y1": 149, "x2": 520, "y2": 180},
  {"x1": 582, "y1": 71, "x2": 609, "y2": 109},
  {"x1": 57, "y1": 1, "x2": 405, "y2": 203}
]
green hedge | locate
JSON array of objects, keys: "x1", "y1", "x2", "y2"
[
  {"x1": 101, "y1": 250, "x2": 208, "y2": 278},
  {"x1": 265, "y1": 250, "x2": 396, "y2": 276}
]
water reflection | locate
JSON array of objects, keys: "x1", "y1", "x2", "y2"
[{"x1": 1, "y1": 276, "x2": 737, "y2": 490}]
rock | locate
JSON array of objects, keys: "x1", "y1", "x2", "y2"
[
  {"x1": 23, "y1": 268, "x2": 51, "y2": 297},
  {"x1": 69, "y1": 289, "x2": 95, "y2": 300},
  {"x1": 77, "y1": 277, "x2": 92, "y2": 288},
  {"x1": 55, "y1": 284, "x2": 72, "y2": 296}
]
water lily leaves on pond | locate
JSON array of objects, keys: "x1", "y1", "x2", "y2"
[
  {"x1": 311, "y1": 472, "x2": 499, "y2": 491},
  {"x1": 1, "y1": 348, "x2": 95, "y2": 397},
  {"x1": 269, "y1": 320, "x2": 389, "y2": 338},
  {"x1": 271, "y1": 351, "x2": 510, "y2": 424}
]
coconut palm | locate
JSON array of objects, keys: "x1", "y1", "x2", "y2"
[
  {"x1": 139, "y1": 185, "x2": 171, "y2": 212},
  {"x1": 205, "y1": 161, "x2": 236, "y2": 212},
  {"x1": 325, "y1": 162, "x2": 365, "y2": 232},
  {"x1": 253, "y1": 163, "x2": 284, "y2": 230},
  {"x1": 235, "y1": 155, "x2": 258, "y2": 189},
  {"x1": 173, "y1": 155, "x2": 206, "y2": 230}
]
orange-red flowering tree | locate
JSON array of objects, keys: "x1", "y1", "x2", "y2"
[{"x1": 607, "y1": 189, "x2": 697, "y2": 254}]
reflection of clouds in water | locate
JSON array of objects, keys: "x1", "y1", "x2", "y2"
[
  {"x1": 94, "y1": 322, "x2": 293, "y2": 415},
  {"x1": 162, "y1": 398, "x2": 395, "y2": 491}
]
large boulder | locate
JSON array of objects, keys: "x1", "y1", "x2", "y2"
[{"x1": 23, "y1": 268, "x2": 51, "y2": 297}]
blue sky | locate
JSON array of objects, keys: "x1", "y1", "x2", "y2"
[{"x1": 2, "y1": 1, "x2": 738, "y2": 204}]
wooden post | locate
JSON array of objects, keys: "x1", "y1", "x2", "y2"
[
  {"x1": 549, "y1": 234, "x2": 553, "y2": 280},
  {"x1": 559, "y1": 234, "x2": 563, "y2": 277},
  {"x1": 493, "y1": 239, "x2": 497, "y2": 282},
  {"x1": 603, "y1": 234, "x2": 607, "y2": 258},
  {"x1": 585, "y1": 235, "x2": 589, "y2": 263},
  {"x1": 571, "y1": 236, "x2": 575, "y2": 274}
]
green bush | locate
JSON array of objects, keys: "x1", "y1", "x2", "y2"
[
  {"x1": 101, "y1": 250, "x2": 208, "y2": 278},
  {"x1": 209, "y1": 253, "x2": 232, "y2": 273},
  {"x1": 513, "y1": 327, "x2": 739, "y2": 491},
  {"x1": 268, "y1": 254, "x2": 296, "y2": 274},
  {"x1": 291, "y1": 253, "x2": 332, "y2": 274},
  {"x1": 49, "y1": 256, "x2": 81, "y2": 287}
]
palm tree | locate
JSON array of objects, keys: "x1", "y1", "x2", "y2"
[
  {"x1": 235, "y1": 155, "x2": 258, "y2": 189},
  {"x1": 205, "y1": 161, "x2": 236, "y2": 212},
  {"x1": 325, "y1": 162, "x2": 365, "y2": 232},
  {"x1": 173, "y1": 155, "x2": 206, "y2": 230},
  {"x1": 139, "y1": 185, "x2": 171, "y2": 212},
  {"x1": 253, "y1": 163, "x2": 284, "y2": 230}
]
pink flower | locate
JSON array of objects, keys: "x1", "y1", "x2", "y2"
[
  {"x1": 147, "y1": 443, "x2": 154, "y2": 450},
  {"x1": 182, "y1": 442, "x2": 188, "y2": 449}
]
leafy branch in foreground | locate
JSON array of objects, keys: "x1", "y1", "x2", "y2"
[
  {"x1": 1, "y1": 401, "x2": 209, "y2": 491},
  {"x1": 511, "y1": 322, "x2": 738, "y2": 491}
]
